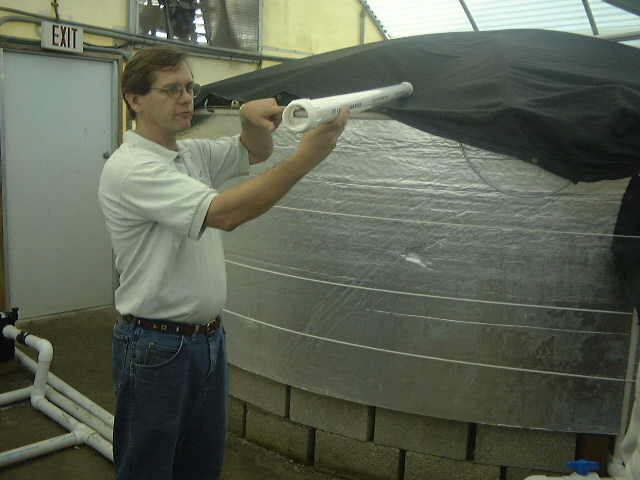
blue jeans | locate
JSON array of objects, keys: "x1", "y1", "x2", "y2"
[{"x1": 112, "y1": 317, "x2": 228, "y2": 480}]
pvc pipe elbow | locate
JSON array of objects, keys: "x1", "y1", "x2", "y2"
[
  {"x1": 27, "y1": 336, "x2": 53, "y2": 363},
  {"x1": 30, "y1": 390, "x2": 46, "y2": 409},
  {"x1": 1, "y1": 325, "x2": 54, "y2": 362},
  {"x1": 2, "y1": 324, "x2": 19, "y2": 340}
]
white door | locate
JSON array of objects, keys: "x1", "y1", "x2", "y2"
[{"x1": 1, "y1": 50, "x2": 117, "y2": 319}]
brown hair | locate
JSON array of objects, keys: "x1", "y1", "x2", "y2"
[{"x1": 121, "y1": 46, "x2": 190, "y2": 119}]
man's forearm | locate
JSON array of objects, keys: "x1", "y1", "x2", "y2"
[
  {"x1": 204, "y1": 148, "x2": 318, "y2": 231},
  {"x1": 240, "y1": 123, "x2": 274, "y2": 164}
]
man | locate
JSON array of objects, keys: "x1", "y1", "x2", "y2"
[{"x1": 98, "y1": 46, "x2": 348, "y2": 480}]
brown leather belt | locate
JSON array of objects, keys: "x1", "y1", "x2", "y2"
[{"x1": 120, "y1": 314, "x2": 221, "y2": 336}]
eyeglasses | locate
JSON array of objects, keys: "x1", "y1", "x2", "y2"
[{"x1": 149, "y1": 83, "x2": 201, "y2": 99}]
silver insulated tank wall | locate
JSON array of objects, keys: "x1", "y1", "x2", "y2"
[{"x1": 188, "y1": 114, "x2": 635, "y2": 434}]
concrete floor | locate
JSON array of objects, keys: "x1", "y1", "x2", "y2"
[{"x1": 0, "y1": 307, "x2": 343, "y2": 480}]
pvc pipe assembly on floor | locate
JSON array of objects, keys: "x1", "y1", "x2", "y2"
[
  {"x1": 0, "y1": 324, "x2": 114, "y2": 468},
  {"x1": 14, "y1": 349, "x2": 114, "y2": 440}
]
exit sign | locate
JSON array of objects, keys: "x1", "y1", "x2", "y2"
[{"x1": 41, "y1": 22, "x2": 83, "y2": 53}]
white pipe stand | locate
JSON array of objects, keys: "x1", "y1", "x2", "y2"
[
  {"x1": 0, "y1": 323, "x2": 114, "y2": 469},
  {"x1": 525, "y1": 311, "x2": 639, "y2": 480}
]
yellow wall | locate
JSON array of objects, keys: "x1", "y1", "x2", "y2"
[
  {"x1": 189, "y1": 55, "x2": 256, "y2": 85},
  {"x1": 0, "y1": 0, "x2": 126, "y2": 47},
  {"x1": 0, "y1": 0, "x2": 385, "y2": 84},
  {"x1": 264, "y1": 0, "x2": 384, "y2": 56}
]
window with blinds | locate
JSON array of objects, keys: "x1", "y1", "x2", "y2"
[{"x1": 137, "y1": 0, "x2": 260, "y2": 51}]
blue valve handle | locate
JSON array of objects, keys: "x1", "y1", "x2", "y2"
[{"x1": 567, "y1": 460, "x2": 600, "y2": 476}]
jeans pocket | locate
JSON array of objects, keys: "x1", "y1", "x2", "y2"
[
  {"x1": 112, "y1": 324, "x2": 131, "y2": 395},
  {"x1": 134, "y1": 334, "x2": 184, "y2": 369}
]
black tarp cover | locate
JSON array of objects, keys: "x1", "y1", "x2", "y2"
[
  {"x1": 613, "y1": 175, "x2": 640, "y2": 314},
  {"x1": 197, "y1": 29, "x2": 640, "y2": 183}
]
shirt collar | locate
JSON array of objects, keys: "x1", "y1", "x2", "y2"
[{"x1": 123, "y1": 131, "x2": 190, "y2": 163}]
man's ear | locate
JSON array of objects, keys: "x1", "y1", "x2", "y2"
[{"x1": 125, "y1": 92, "x2": 143, "y2": 115}]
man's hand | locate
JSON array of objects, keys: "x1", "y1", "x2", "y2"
[
  {"x1": 298, "y1": 105, "x2": 350, "y2": 163},
  {"x1": 239, "y1": 98, "x2": 285, "y2": 163},
  {"x1": 240, "y1": 98, "x2": 285, "y2": 133}
]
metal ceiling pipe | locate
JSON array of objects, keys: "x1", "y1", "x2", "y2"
[
  {"x1": 0, "y1": 7, "x2": 294, "y2": 63},
  {"x1": 600, "y1": 29, "x2": 640, "y2": 41},
  {"x1": 458, "y1": 0, "x2": 479, "y2": 32},
  {"x1": 582, "y1": 0, "x2": 601, "y2": 36}
]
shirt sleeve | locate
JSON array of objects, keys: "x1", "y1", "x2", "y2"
[
  {"x1": 119, "y1": 161, "x2": 217, "y2": 239},
  {"x1": 190, "y1": 191, "x2": 217, "y2": 240},
  {"x1": 182, "y1": 135, "x2": 250, "y2": 188}
]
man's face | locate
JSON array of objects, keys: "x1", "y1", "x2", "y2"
[{"x1": 132, "y1": 61, "x2": 195, "y2": 138}]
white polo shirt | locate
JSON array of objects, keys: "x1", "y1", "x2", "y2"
[{"x1": 98, "y1": 131, "x2": 250, "y2": 324}]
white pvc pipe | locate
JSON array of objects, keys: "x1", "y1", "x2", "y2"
[
  {"x1": 45, "y1": 385, "x2": 113, "y2": 442},
  {"x1": 14, "y1": 348, "x2": 114, "y2": 428},
  {"x1": 0, "y1": 433, "x2": 78, "y2": 467},
  {"x1": 282, "y1": 82, "x2": 413, "y2": 132},
  {"x1": 85, "y1": 431, "x2": 114, "y2": 461},
  {"x1": 3, "y1": 324, "x2": 53, "y2": 362},
  {"x1": 0, "y1": 324, "x2": 114, "y2": 467},
  {"x1": 614, "y1": 361, "x2": 640, "y2": 480},
  {"x1": 2, "y1": 325, "x2": 52, "y2": 364},
  {"x1": 609, "y1": 311, "x2": 639, "y2": 479},
  {"x1": 0, "y1": 386, "x2": 31, "y2": 405},
  {"x1": 0, "y1": 392, "x2": 114, "y2": 469},
  {"x1": 30, "y1": 384, "x2": 113, "y2": 462},
  {"x1": 2, "y1": 325, "x2": 52, "y2": 407},
  {"x1": 524, "y1": 474, "x2": 603, "y2": 480}
]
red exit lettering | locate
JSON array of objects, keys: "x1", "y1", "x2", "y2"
[{"x1": 52, "y1": 24, "x2": 79, "y2": 49}]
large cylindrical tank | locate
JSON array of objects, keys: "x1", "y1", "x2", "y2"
[{"x1": 188, "y1": 113, "x2": 634, "y2": 434}]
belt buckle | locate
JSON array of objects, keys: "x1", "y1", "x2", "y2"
[{"x1": 206, "y1": 320, "x2": 217, "y2": 335}]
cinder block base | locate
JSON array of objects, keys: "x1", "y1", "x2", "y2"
[
  {"x1": 246, "y1": 405, "x2": 313, "y2": 465},
  {"x1": 227, "y1": 365, "x2": 592, "y2": 480},
  {"x1": 315, "y1": 430, "x2": 399, "y2": 480},
  {"x1": 404, "y1": 451, "x2": 501, "y2": 480},
  {"x1": 228, "y1": 365, "x2": 288, "y2": 416},
  {"x1": 375, "y1": 407, "x2": 469, "y2": 459},
  {"x1": 227, "y1": 395, "x2": 245, "y2": 438},
  {"x1": 505, "y1": 466, "x2": 567, "y2": 480},
  {"x1": 475, "y1": 424, "x2": 576, "y2": 471},
  {"x1": 290, "y1": 387, "x2": 372, "y2": 441}
]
